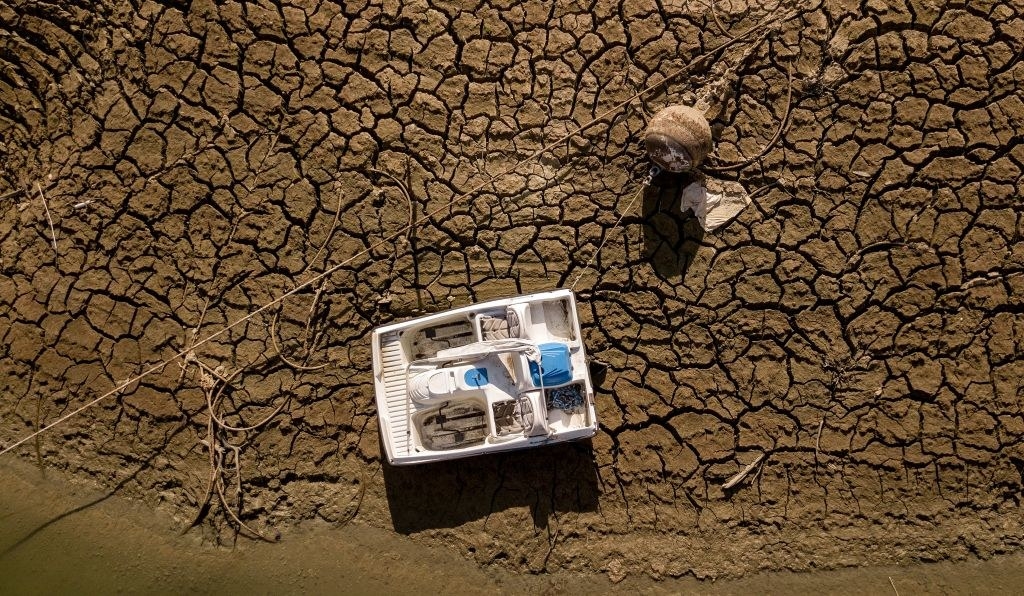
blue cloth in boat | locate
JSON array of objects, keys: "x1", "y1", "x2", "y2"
[{"x1": 529, "y1": 343, "x2": 572, "y2": 387}]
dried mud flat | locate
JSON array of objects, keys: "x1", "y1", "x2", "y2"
[{"x1": 1, "y1": 0, "x2": 1023, "y2": 584}]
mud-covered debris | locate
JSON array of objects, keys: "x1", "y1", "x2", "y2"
[
  {"x1": 644, "y1": 105, "x2": 713, "y2": 173},
  {"x1": 679, "y1": 176, "x2": 751, "y2": 232}
]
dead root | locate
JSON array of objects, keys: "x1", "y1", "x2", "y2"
[
  {"x1": 369, "y1": 166, "x2": 423, "y2": 309},
  {"x1": 270, "y1": 308, "x2": 329, "y2": 372},
  {"x1": 334, "y1": 469, "x2": 370, "y2": 528},
  {"x1": 178, "y1": 298, "x2": 289, "y2": 542},
  {"x1": 306, "y1": 181, "x2": 344, "y2": 273},
  {"x1": 184, "y1": 363, "x2": 285, "y2": 542},
  {"x1": 705, "y1": 61, "x2": 794, "y2": 173},
  {"x1": 36, "y1": 183, "x2": 59, "y2": 255},
  {"x1": 268, "y1": 273, "x2": 333, "y2": 372},
  {"x1": 369, "y1": 167, "x2": 415, "y2": 244},
  {"x1": 709, "y1": 0, "x2": 736, "y2": 40}
]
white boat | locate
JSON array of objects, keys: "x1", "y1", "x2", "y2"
[{"x1": 371, "y1": 289, "x2": 598, "y2": 465}]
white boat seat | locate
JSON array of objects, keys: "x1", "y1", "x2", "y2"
[{"x1": 409, "y1": 364, "x2": 490, "y2": 404}]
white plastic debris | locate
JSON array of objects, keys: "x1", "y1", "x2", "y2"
[{"x1": 678, "y1": 177, "x2": 751, "y2": 232}]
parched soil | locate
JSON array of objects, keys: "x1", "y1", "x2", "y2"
[{"x1": 1, "y1": 0, "x2": 1023, "y2": 583}]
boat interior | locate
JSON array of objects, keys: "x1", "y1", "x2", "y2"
[
  {"x1": 407, "y1": 296, "x2": 577, "y2": 360},
  {"x1": 398, "y1": 296, "x2": 591, "y2": 453}
]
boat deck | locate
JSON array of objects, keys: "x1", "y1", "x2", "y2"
[{"x1": 378, "y1": 330, "x2": 412, "y2": 457}]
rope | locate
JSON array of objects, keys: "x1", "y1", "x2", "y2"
[
  {"x1": 0, "y1": 18, "x2": 772, "y2": 457},
  {"x1": 570, "y1": 166, "x2": 659, "y2": 290}
]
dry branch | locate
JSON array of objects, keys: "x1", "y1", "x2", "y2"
[
  {"x1": 709, "y1": 0, "x2": 736, "y2": 40},
  {"x1": 270, "y1": 310, "x2": 328, "y2": 372},
  {"x1": 36, "y1": 183, "x2": 58, "y2": 254},
  {"x1": 815, "y1": 416, "x2": 825, "y2": 464},
  {"x1": 723, "y1": 453, "x2": 766, "y2": 490},
  {"x1": 705, "y1": 62, "x2": 794, "y2": 173},
  {"x1": 1, "y1": 180, "x2": 55, "y2": 203},
  {"x1": 369, "y1": 168, "x2": 415, "y2": 243},
  {"x1": 305, "y1": 183, "x2": 345, "y2": 272},
  {"x1": 183, "y1": 361, "x2": 285, "y2": 541}
]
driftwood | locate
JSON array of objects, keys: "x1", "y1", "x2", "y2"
[{"x1": 723, "y1": 453, "x2": 766, "y2": 489}]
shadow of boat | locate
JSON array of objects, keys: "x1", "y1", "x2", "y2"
[{"x1": 382, "y1": 439, "x2": 599, "y2": 533}]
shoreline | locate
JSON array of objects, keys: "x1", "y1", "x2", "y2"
[{"x1": 3, "y1": 456, "x2": 1022, "y2": 594}]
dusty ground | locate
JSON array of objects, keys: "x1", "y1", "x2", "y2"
[{"x1": 1, "y1": 0, "x2": 1023, "y2": 583}]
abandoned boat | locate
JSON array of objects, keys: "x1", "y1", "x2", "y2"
[{"x1": 371, "y1": 289, "x2": 598, "y2": 465}]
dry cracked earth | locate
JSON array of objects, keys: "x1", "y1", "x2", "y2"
[{"x1": 1, "y1": 0, "x2": 1023, "y2": 583}]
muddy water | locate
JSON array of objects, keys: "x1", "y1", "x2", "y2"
[
  {"x1": 0, "y1": 458, "x2": 542, "y2": 594},
  {"x1": 3, "y1": 458, "x2": 1023, "y2": 595}
]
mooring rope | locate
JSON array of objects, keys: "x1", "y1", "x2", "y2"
[
  {"x1": 1, "y1": 17, "x2": 773, "y2": 457},
  {"x1": 569, "y1": 165, "x2": 660, "y2": 290}
]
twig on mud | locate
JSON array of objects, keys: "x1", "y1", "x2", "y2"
[
  {"x1": 306, "y1": 183, "x2": 344, "y2": 272},
  {"x1": 214, "y1": 462, "x2": 275, "y2": 542},
  {"x1": 36, "y1": 183, "x2": 58, "y2": 254},
  {"x1": 189, "y1": 355, "x2": 232, "y2": 385},
  {"x1": 369, "y1": 167, "x2": 415, "y2": 243},
  {"x1": 0, "y1": 187, "x2": 22, "y2": 202},
  {"x1": 214, "y1": 440, "x2": 274, "y2": 543},
  {"x1": 303, "y1": 279, "x2": 327, "y2": 351},
  {"x1": 185, "y1": 363, "x2": 284, "y2": 542},
  {"x1": 147, "y1": 132, "x2": 218, "y2": 183},
  {"x1": 723, "y1": 453, "x2": 766, "y2": 490},
  {"x1": 225, "y1": 208, "x2": 251, "y2": 246},
  {"x1": 748, "y1": 181, "x2": 779, "y2": 198},
  {"x1": 1, "y1": 180, "x2": 55, "y2": 203},
  {"x1": 705, "y1": 62, "x2": 794, "y2": 173},
  {"x1": 179, "y1": 296, "x2": 211, "y2": 383},
  {"x1": 369, "y1": 167, "x2": 423, "y2": 309},
  {"x1": 336, "y1": 471, "x2": 368, "y2": 528},
  {"x1": 186, "y1": 392, "x2": 222, "y2": 533},
  {"x1": 889, "y1": 576, "x2": 900, "y2": 596},
  {"x1": 815, "y1": 416, "x2": 825, "y2": 465},
  {"x1": 204, "y1": 368, "x2": 289, "y2": 433},
  {"x1": 710, "y1": 0, "x2": 736, "y2": 39},
  {"x1": 244, "y1": 129, "x2": 282, "y2": 193},
  {"x1": 270, "y1": 309, "x2": 328, "y2": 372},
  {"x1": 226, "y1": 442, "x2": 243, "y2": 504}
]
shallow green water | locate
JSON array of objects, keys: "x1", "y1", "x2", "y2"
[{"x1": 3, "y1": 458, "x2": 1023, "y2": 595}]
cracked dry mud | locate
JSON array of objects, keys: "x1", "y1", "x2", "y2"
[{"x1": 1, "y1": 0, "x2": 1023, "y2": 582}]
